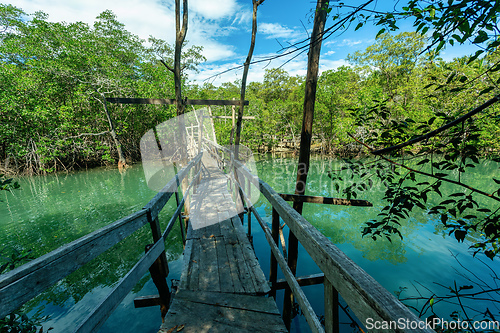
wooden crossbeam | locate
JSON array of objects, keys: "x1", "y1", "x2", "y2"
[
  {"x1": 106, "y1": 98, "x2": 249, "y2": 106},
  {"x1": 274, "y1": 273, "x2": 325, "y2": 290},
  {"x1": 204, "y1": 115, "x2": 256, "y2": 120},
  {"x1": 278, "y1": 193, "x2": 372, "y2": 207}
]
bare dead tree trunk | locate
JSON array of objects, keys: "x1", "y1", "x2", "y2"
[
  {"x1": 94, "y1": 91, "x2": 127, "y2": 170},
  {"x1": 233, "y1": 0, "x2": 264, "y2": 158},
  {"x1": 172, "y1": 0, "x2": 191, "y2": 218},
  {"x1": 283, "y1": 0, "x2": 329, "y2": 329},
  {"x1": 174, "y1": 0, "x2": 188, "y2": 117}
]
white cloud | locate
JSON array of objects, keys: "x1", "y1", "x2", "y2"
[
  {"x1": 340, "y1": 39, "x2": 363, "y2": 47},
  {"x1": 324, "y1": 50, "x2": 336, "y2": 56},
  {"x1": 320, "y1": 59, "x2": 350, "y2": 72},
  {"x1": 259, "y1": 22, "x2": 297, "y2": 39},
  {"x1": 11, "y1": 0, "x2": 249, "y2": 64},
  {"x1": 189, "y1": 0, "x2": 237, "y2": 20},
  {"x1": 323, "y1": 39, "x2": 365, "y2": 48},
  {"x1": 191, "y1": 61, "x2": 244, "y2": 86}
]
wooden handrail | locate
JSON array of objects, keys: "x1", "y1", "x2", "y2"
[
  {"x1": 0, "y1": 210, "x2": 149, "y2": 318},
  {"x1": 144, "y1": 152, "x2": 202, "y2": 220},
  {"x1": 233, "y1": 160, "x2": 433, "y2": 333},
  {"x1": 75, "y1": 239, "x2": 166, "y2": 333},
  {"x1": 231, "y1": 178, "x2": 324, "y2": 332},
  {"x1": 0, "y1": 152, "x2": 203, "y2": 323}
]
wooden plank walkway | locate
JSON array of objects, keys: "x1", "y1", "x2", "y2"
[{"x1": 159, "y1": 153, "x2": 287, "y2": 333}]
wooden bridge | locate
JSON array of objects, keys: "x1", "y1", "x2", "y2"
[
  {"x1": 158, "y1": 152, "x2": 286, "y2": 332},
  {"x1": 0, "y1": 108, "x2": 434, "y2": 332}
]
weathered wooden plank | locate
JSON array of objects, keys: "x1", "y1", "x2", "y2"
[
  {"x1": 0, "y1": 210, "x2": 148, "y2": 319},
  {"x1": 279, "y1": 193, "x2": 372, "y2": 207},
  {"x1": 134, "y1": 294, "x2": 162, "y2": 308},
  {"x1": 230, "y1": 217, "x2": 270, "y2": 294},
  {"x1": 224, "y1": 241, "x2": 246, "y2": 293},
  {"x1": 179, "y1": 240, "x2": 194, "y2": 290},
  {"x1": 186, "y1": 240, "x2": 200, "y2": 290},
  {"x1": 106, "y1": 98, "x2": 249, "y2": 106},
  {"x1": 220, "y1": 216, "x2": 239, "y2": 246},
  {"x1": 174, "y1": 289, "x2": 281, "y2": 315},
  {"x1": 75, "y1": 239, "x2": 166, "y2": 333},
  {"x1": 160, "y1": 290, "x2": 286, "y2": 333},
  {"x1": 198, "y1": 238, "x2": 221, "y2": 292},
  {"x1": 230, "y1": 240, "x2": 256, "y2": 294},
  {"x1": 215, "y1": 235, "x2": 235, "y2": 293},
  {"x1": 187, "y1": 221, "x2": 222, "y2": 239},
  {"x1": 235, "y1": 161, "x2": 433, "y2": 333}
]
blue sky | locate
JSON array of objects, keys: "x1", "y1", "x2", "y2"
[{"x1": 9, "y1": 0, "x2": 478, "y2": 85}]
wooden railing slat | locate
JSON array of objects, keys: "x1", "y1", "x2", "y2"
[
  {"x1": 74, "y1": 239, "x2": 166, "y2": 333},
  {"x1": 144, "y1": 152, "x2": 202, "y2": 220},
  {"x1": 106, "y1": 98, "x2": 249, "y2": 106},
  {"x1": 0, "y1": 210, "x2": 148, "y2": 318},
  {"x1": 279, "y1": 193, "x2": 372, "y2": 207},
  {"x1": 248, "y1": 205, "x2": 325, "y2": 333},
  {"x1": 234, "y1": 161, "x2": 433, "y2": 333}
]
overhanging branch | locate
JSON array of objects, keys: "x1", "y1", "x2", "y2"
[
  {"x1": 348, "y1": 133, "x2": 500, "y2": 204},
  {"x1": 372, "y1": 94, "x2": 500, "y2": 155}
]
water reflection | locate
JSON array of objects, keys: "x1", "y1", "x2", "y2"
[
  {"x1": 1, "y1": 155, "x2": 499, "y2": 332},
  {"x1": 0, "y1": 165, "x2": 185, "y2": 332},
  {"x1": 254, "y1": 154, "x2": 500, "y2": 328}
]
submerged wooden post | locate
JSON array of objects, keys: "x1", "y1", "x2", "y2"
[
  {"x1": 324, "y1": 278, "x2": 340, "y2": 333},
  {"x1": 269, "y1": 207, "x2": 280, "y2": 299}
]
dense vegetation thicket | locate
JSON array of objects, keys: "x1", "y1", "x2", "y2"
[
  {"x1": 0, "y1": 5, "x2": 203, "y2": 174},
  {"x1": 2, "y1": 4, "x2": 500, "y2": 176},
  {"x1": 3, "y1": 1, "x2": 500, "y2": 329},
  {"x1": 3, "y1": 2, "x2": 500, "y2": 256}
]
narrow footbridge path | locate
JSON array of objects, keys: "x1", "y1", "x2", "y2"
[{"x1": 159, "y1": 153, "x2": 287, "y2": 332}]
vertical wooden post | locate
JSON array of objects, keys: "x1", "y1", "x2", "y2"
[
  {"x1": 146, "y1": 209, "x2": 171, "y2": 319},
  {"x1": 283, "y1": 231, "x2": 298, "y2": 330},
  {"x1": 324, "y1": 278, "x2": 340, "y2": 333},
  {"x1": 247, "y1": 177, "x2": 252, "y2": 236},
  {"x1": 173, "y1": 163, "x2": 185, "y2": 244},
  {"x1": 269, "y1": 207, "x2": 279, "y2": 299},
  {"x1": 207, "y1": 106, "x2": 217, "y2": 145},
  {"x1": 286, "y1": 0, "x2": 328, "y2": 329},
  {"x1": 147, "y1": 211, "x2": 169, "y2": 277},
  {"x1": 229, "y1": 98, "x2": 236, "y2": 145},
  {"x1": 145, "y1": 244, "x2": 170, "y2": 321},
  {"x1": 198, "y1": 109, "x2": 203, "y2": 155}
]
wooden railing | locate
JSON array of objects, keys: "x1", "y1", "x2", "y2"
[
  {"x1": 204, "y1": 140, "x2": 433, "y2": 333},
  {"x1": 0, "y1": 152, "x2": 203, "y2": 333}
]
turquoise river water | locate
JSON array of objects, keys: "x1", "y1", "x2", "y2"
[{"x1": 1, "y1": 154, "x2": 499, "y2": 332}]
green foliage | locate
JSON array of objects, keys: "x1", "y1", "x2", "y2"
[
  {"x1": 0, "y1": 5, "x2": 204, "y2": 175},
  {"x1": 0, "y1": 247, "x2": 33, "y2": 274},
  {"x1": 0, "y1": 175, "x2": 19, "y2": 193},
  {"x1": 0, "y1": 310, "x2": 51, "y2": 333}
]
